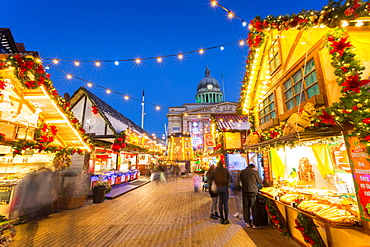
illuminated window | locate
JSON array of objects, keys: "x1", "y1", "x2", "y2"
[
  {"x1": 283, "y1": 59, "x2": 319, "y2": 111},
  {"x1": 268, "y1": 39, "x2": 281, "y2": 72},
  {"x1": 259, "y1": 93, "x2": 276, "y2": 125}
]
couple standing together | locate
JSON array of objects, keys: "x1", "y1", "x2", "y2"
[{"x1": 208, "y1": 162, "x2": 262, "y2": 228}]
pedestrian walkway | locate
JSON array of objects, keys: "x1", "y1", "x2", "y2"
[
  {"x1": 105, "y1": 177, "x2": 150, "y2": 199},
  {"x1": 11, "y1": 177, "x2": 299, "y2": 247}
]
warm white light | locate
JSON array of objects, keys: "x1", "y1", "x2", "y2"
[
  {"x1": 106, "y1": 89, "x2": 111, "y2": 94},
  {"x1": 155, "y1": 106, "x2": 161, "y2": 110},
  {"x1": 355, "y1": 21, "x2": 364, "y2": 27},
  {"x1": 210, "y1": 0, "x2": 218, "y2": 7},
  {"x1": 157, "y1": 57, "x2": 162, "y2": 62},
  {"x1": 87, "y1": 82, "x2": 93, "y2": 87},
  {"x1": 52, "y1": 59, "x2": 59, "y2": 64},
  {"x1": 184, "y1": 113, "x2": 188, "y2": 117},
  {"x1": 220, "y1": 46, "x2": 224, "y2": 50},
  {"x1": 248, "y1": 24, "x2": 253, "y2": 30},
  {"x1": 95, "y1": 61, "x2": 101, "y2": 67},
  {"x1": 124, "y1": 95, "x2": 129, "y2": 100},
  {"x1": 74, "y1": 61, "x2": 80, "y2": 66},
  {"x1": 242, "y1": 21, "x2": 247, "y2": 27},
  {"x1": 341, "y1": 21, "x2": 349, "y2": 27},
  {"x1": 228, "y1": 11, "x2": 235, "y2": 19},
  {"x1": 198, "y1": 115, "x2": 201, "y2": 118},
  {"x1": 135, "y1": 59, "x2": 141, "y2": 64},
  {"x1": 35, "y1": 58, "x2": 41, "y2": 63},
  {"x1": 66, "y1": 74, "x2": 72, "y2": 79},
  {"x1": 178, "y1": 54, "x2": 184, "y2": 59},
  {"x1": 239, "y1": 40, "x2": 245, "y2": 46},
  {"x1": 115, "y1": 61, "x2": 119, "y2": 65},
  {"x1": 199, "y1": 49, "x2": 204, "y2": 54}
]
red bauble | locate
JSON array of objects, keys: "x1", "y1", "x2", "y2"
[
  {"x1": 120, "y1": 143, "x2": 126, "y2": 148},
  {"x1": 362, "y1": 118, "x2": 370, "y2": 124},
  {"x1": 111, "y1": 143, "x2": 121, "y2": 152},
  {"x1": 117, "y1": 137, "x2": 123, "y2": 142}
]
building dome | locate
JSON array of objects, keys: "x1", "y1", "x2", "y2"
[
  {"x1": 195, "y1": 67, "x2": 223, "y2": 103},
  {"x1": 196, "y1": 67, "x2": 221, "y2": 93}
]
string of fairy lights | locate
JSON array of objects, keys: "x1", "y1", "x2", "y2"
[{"x1": 42, "y1": 0, "x2": 249, "y2": 114}]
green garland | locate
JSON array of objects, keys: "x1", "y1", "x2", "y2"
[
  {"x1": 314, "y1": 27, "x2": 370, "y2": 157},
  {"x1": 265, "y1": 198, "x2": 291, "y2": 238},
  {"x1": 295, "y1": 212, "x2": 325, "y2": 247}
]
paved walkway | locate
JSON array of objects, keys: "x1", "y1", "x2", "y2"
[{"x1": 11, "y1": 176, "x2": 299, "y2": 247}]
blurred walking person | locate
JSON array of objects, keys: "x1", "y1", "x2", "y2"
[
  {"x1": 230, "y1": 170, "x2": 243, "y2": 219},
  {"x1": 240, "y1": 164, "x2": 262, "y2": 229},
  {"x1": 209, "y1": 161, "x2": 230, "y2": 225}
]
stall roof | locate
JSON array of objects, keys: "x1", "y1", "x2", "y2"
[
  {"x1": 212, "y1": 114, "x2": 249, "y2": 131},
  {"x1": 21, "y1": 85, "x2": 90, "y2": 151},
  {"x1": 69, "y1": 87, "x2": 149, "y2": 137}
]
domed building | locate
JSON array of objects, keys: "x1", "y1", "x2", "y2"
[{"x1": 195, "y1": 66, "x2": 223, "y2": 103}]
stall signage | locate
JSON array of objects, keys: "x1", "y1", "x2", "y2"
[
  {"x1": 345, "y1": 135, "x2": 370, "y2": 221},
  {"x1": 204, "y1": 133, "x2": 215, "y2": 147}
]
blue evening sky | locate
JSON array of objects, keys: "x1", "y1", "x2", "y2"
[{"x1": 3, "y1": 0, "x2": 325, "y2": 138}]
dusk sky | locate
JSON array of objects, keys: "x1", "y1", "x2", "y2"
[{"x1": 3, "y1": 0, "x2": 324, "y2": 137}]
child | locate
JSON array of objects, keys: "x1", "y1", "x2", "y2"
[{"x1": 192, "y1": 173, "x2": 201, "y2": 192}]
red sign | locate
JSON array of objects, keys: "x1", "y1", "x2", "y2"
[
  {"x1": 345, "y1": 135, "x2": 370, "y2": 221},
  {"x1": 204, "y1": 133, "x2": 215, "y2": 147}
]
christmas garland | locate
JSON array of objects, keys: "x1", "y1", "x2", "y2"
[
  {"x1": 295, "y1": 212, "x2": 325, "y2": 247},
  {"x1": 314, "y1": 27, "x2": 370, "y2": 156},
  {"x1": 265, "y1": 198, "x2": 291, "y2": 238}
]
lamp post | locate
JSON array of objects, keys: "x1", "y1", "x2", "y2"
[{"x1": 141, "y1": 90, "x2": 145, "y2": 129}]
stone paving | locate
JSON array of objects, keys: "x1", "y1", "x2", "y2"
[{"x1": 11, "y1": 176, "x2": 300, "y2": 247}]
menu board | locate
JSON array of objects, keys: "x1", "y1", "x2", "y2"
[{"x1": 345, "y1": 135, "x2": 370, "y2": 221}]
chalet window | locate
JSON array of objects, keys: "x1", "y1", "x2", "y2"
[
  {"x1": 268, "y1": 39, "x2": 281, "y2": 72},
  {"x1": 283, "y1": 59, "x2": 319, "y2": 111},
  {"x1": 259, "y1": 93, "x2": 276, "y2": 125}
]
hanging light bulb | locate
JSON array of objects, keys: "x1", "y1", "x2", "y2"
[
  {"x1": 220, "y1": 46, "x2": 224, "y2": 50},
  {"x1": 74, "y1": 61, "x2": 80, "y2": 66},
  {"x1": 135, "y1": 58, "x2": 141, "y2": 64},
  {"x1": 124, "y1": 95, "x2": 129, "y2": 100},
  {"x1": 106, "y1": 89, "x2": 111, "y2": 94},
  {"x1": 155, "y1": 106, "x2": 161, "y2": 110},
  {"x1": 157, "y1": 57, "x2": 163, "y2": 63},
  {"x1": 66, "y1": 74, "x2": 73, "y2": 79},
  {"x1": 114, "y1": 61, "x2": 119, "y2": 65},
  {"x1": 242, "y1": 20, "x2": 247, "y2": 27},
  {"x1": 199, "y1": 49, "x2": 204, "y2": 54},
  {"x1": 228, "y1": 11, "x2": 235, "y2": 19},
  {"x1": 239, "y1": 40, "x2": 245, "y2": 46},
  {"x1": 95, "y1": 61, "x2": 101, "y2": 67},
  {"x1": 178, "y1": 54, "x2": 184, "y2": 60},
  {"x1": 52, "y1": 59, "x2": 59, "y2": 64},
  {"x1": 87, "y1": 82, "x2": 93, "y2": 87},
  {"x1": 210, "y1": 0, "x2": 218, "y2": 7}
]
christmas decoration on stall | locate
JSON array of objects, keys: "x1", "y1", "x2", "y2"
[
  {"x1": 265, "y1": 198, "x2": 291, "y2": 238},
  {"x1": 295, "y1": 212, "x2": 325, "y2": 247},
  {"x1": 92, "y1": 106, "x2": 99, "y2": 115},
  {"x1": 0, "y1": 55, "x2": 91, "y2": 147},
  {"x1": 314, "y1": 27, "x2": 370, "y2": 156},
  {"x1": 0, "y1": 133, "x2": 5, "y2": 142},
  {"x1": 236, "y1": 0, "x2": 370, "y2": 116},
  {"x1": 111, "y1": 131, "x2": 126, "y2": 152}
]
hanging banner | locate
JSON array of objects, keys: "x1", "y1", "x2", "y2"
[{"x1": 345, "y1": 135, "x2": 370, "y2": 222}]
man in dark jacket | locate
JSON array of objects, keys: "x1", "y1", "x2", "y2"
[
  {"x1": 209, "y1": 160, "x2": 230, "y2": 224},
  {"x1": 240, "y1": 163, "x2": 262, "y2": 229}
]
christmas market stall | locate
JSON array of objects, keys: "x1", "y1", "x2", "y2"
[
  {"x1": 0, "y1": 37, "x2": 91, "y2": 217},
  {"x1": 237, "y1": 1, "x2": 370, "y2": 246},
  {"x1": 68, "y1": 87, "x2": 165, "y2": 187}
]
